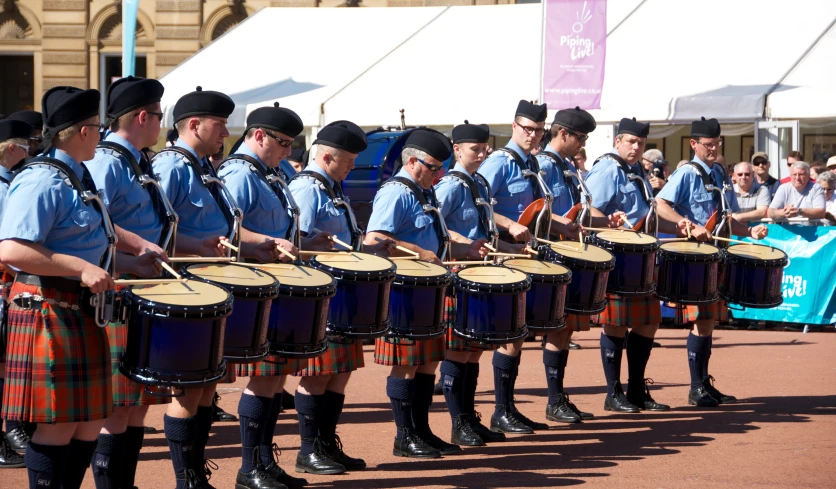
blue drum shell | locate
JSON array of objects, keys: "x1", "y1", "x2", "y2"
[
  {"x1": 389, "y1": 271, "x2": 452, "y2": 339},
  {"x1": 452, "y1": 267, "x2": 531, "y2": 344},
  {"x1": 594, "y1": 236, "x2": 659, "y2": 296},
  {"x1": 542, "y1": 245, "x2": 614, "y2": 314},
  {"x1": 655, "y1": 247, "x2": 720, "y2": 304},
  {"x1": 719, "y1": 248, "x2": 787, "y2": 308},
  {"x1": 268, "y1": 279, "x2": 336, "y2": 358}
]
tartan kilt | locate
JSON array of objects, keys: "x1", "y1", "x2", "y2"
[
  {"x1": 592, "y1": 294, "x2": 662, "y2": 328},
  {"x1": 0, "y1": 267, "x2": 12, "y2": 362},
  {"x1": 677, "y1": 300, "x2": 728, "y2": 324},
  {"x1": 295, "y1": 338, "x2": 364, "y2": 377},
  {"x1": 566, "y1": 313, "x2": 590, "y2": 332},
  {"x1": 236, "y1": 355, "x2": 302, "y2": 377},
  {"x1": 1, "y1": 282, "x2": 112, "y2": 423},
  {"x1": 219, "y1": 365, "x2": 237, "y2": 384},
  {"x1": 107, "y1": 321, "x2": 169, "y2": 407},
  {"x1": 445, "y1": 296, "x2": 497, "y2": 352},
  {"x1": 374, "y1": 335, "x2": 446, "y2": 367}
]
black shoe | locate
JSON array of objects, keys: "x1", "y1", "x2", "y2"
[
  {"x1": 627, "y1": 378, "x2": 670, "y2": 411},
  {"x1": 451, "y1": 414, "x2": 484, "y2": 447},
  {"x1": 264, "y1": 460, "x2": 307, "y2": 489},
  {"x1": 0, "y1": 434, "x2": 25, "y2": 468},
  {"x1": 176, "y1": 469, "x2": 206, "y2": 489},
  {"x1": 688, "y1": 385, "x2": 719, "y2": 407},
  {"x1": 569, "y1": 341, "x2": 581, "y2": 350},
  {"x1": 392, "y1": 429, "x2": 441, "y2": 458},
  {"x1": 416, "y1": 428, "x2": 462, "y2": 455},
  {"x1": 433, "y1": 376, "x2": 444, "y2": 395},
  {"x1": 212, "y1": 393, "x2": 239, "y2": 422},
  {"x1": 490, "y1": 406, "x2": 533, "y2": 434},
  {"x1": 703, "y1": 376, "x2": 737, "y2": 404},
  {"x1": 281, "y1": 390, "x2": 295, "y2": 411},
  {"x1": 564, "y1": 393, "x2": 594, "y2": 420},
  {"x1": 295, "y1": 439, "x2": 346, "y2": 475},
  {"x1": 143, "y1": 425, "x2": 158, "y2": 434},
  {"x1": 545, "y1": 394, "x2": 581, "y2": 424},
  {"x1": 512, "y1": 409, "x2": 549, "y2": 430},
  {"x1": 323, "y1": 435, "x2": 366, "y2": 470},
  {"x1": 652, "y1": 341, "x2": 662, "y2": 347},
  {"x1": 469, "y1": 412, "x2": 506, "y2": 442},
  {"x1": 196, "y1": 459, "x2": 219, "y2": 489},
  {"x1": 235, "y1": 465, "x2": 288, "y2": 489},
  {"x1": 5, "y1": 425, "x2": 29, "y2": 452},
  {"x1": 604, "y1": 381, "x2": 641, "y2": 413}
]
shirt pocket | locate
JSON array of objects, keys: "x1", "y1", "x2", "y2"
[
  {"x1": 258, "y1": 191, "x2": 289, "y2": 229},
  {"x1": 692, "y1": 191, "x2": 715, "y2": 223},
  {"x1": 459, "y1": 207, "x2": 478, "y2": 223},
  {"x1": 70, "y1": 206, "x2": 96, "y2": 229},
  {"x1": 186, "y1": 184, "x2": 211, "y2": 228},
  {"x1": 507, "y1": 180, "x2": 531, "y2": 211},
  {"x1": 413, "y1": 212, "x2": 434, "y2": 231},
  {"x1": 617, "y1": 184, "x2": 638, "y2": 210},
  {"x1": 323, "y1": 201, "x2": 349, "y2": 235},
  {"x1": 123, "y1": 184, "x2": 155, "y2": 225}
]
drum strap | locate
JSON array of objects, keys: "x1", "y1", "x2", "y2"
[
  {"x1": 0, "y1": 174, "x2": 8, "y2": 185},
  {"x1": 289, "y1": 170, "x2": 363, "y2": 247},
  {"x1": 592, "y1": 152, "x2": 648, "y2": 196},
  {"x1": 494, "y1": 147, "x2": 542, "y2": 200},
  {"x1": 541, "y1": 150, "x2": 580, "y2": 203},
  {"x1": 684, "y1": 161, "x2": 722, "y2": 209},
  {"x1": 442, "y1": 171, "x2": 492, "y2": 239},
  {"x1": 385, "y1": 176, "x2": 448, "y2": 258}
]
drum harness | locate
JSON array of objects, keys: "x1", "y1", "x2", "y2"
[
  {"x1": 289, "y1": 170, "x2": 364, "y2": 251},
  {"x1": 493, "y1": 147, "x2": 554, "y2": 241},
  {"x1": 539, "y1": 150, "x2": 595, "y2": 230},
  {"x1": 591, "y1": 152, "x2": 659, "y2": 237},
  {"x1": 682, "y1": 161, "x2": 732, "y2": 246},
  {"x1": 381, "y1": 176, "x2": 452, "y2": 262},
  {"x1": 440, "y1": 170, "x2": 499, "y2": 251}
]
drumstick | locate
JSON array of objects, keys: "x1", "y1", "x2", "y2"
[
  {"x1": 534, "y1": 237, "x2": 581, "y2": 252},
  {"x1": 622, "y1": 217, "x2": 634, "y2": 230},
  {"x1": 442, "y1": 261, "x2": 495, "y2": 266},
  {"x1": 584, "y1": 226, "x2": 637, "y2": 233},
  {"x1": 275, "y1": 245, "x2": 297, "y2": 261},
  {"x1": 487, "y1": 252, "x2": 530, "y2": 258},
  {"x1": 372, "y1": 236, "x2": 419, "y2": 258},
  {"x1": 525, "y1": 246, "x2": 539, "y2": 255},
  {"x1": 114, "y1": 279, "x2": 186, "y2": 286},
  {"x1": 232, "y1": 262, "x2": 296, "y2": 270},
  {"x1": 658, "y1": 237, "x2": 689, "y2": 242},
  {"x1": 144, "y1": 248, "x2": 183, "y2": 280},
  {"x1": 168, "y1": 257, "x2": 237, "y2": 263},
  {"x1": 686, "y1": 222, "x2": 692, "y2": 240},
  {"x1": 219, "y1": 239, "x2": 239, "y2": 252},
  {"x1": 390, "y1": 255, "x2": 419, "y2": 260},
  {"x1": 299, "y1": 250, "x2": 343, "y2": 256},
  {"x1": 712, "y1": 235, "x2": 754, "y2": 246},
  {"x1": 483, "y1": 242, "x2": 498, "y2": 252},
  {"x1": 327, "y1": 235, "x2": 353, "y2": 250}
]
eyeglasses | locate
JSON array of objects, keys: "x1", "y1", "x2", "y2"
[
  {"x1": 695, "y1": 140, "x2": 723, "y2": 150},
  {"x1": 263, "y1": 132, "x2": 294, "y2": 148},
  {"x1": 29, "y1": 136, "x2": 42, "y2": 144},
  {"x1": 736, "y1": 172, "x2": 751, "y2": 177},
  {"x1": 146, "y1": 111, "x2": 164, "y2": 120},
  {"x1": 14, "y1": 143, "x2": 29, "y2": 154},
  {"x1": 752, "y1": 160, "x2": 768, "y2": 167},
  {"x1": 516, "y1": 123, "x2": 546, "y2": 137},
  {"x1": 82, "y1": 123, "x2": 105, "y2": 132},
  {"x1": 416, "y1": 157, "x2": 444, "y2": 172},
  {"x1": 564, "y1": 129, "x2": 589, "y2": 142}
]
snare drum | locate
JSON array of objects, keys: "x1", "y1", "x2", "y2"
[
  {"x1": 389, "y1": 260, "x2": 452, "y2": 339},
  {"x1": 309, "y1": 252, "x2": 396, "y2": 337},
  {"x1": 503, "y1": 259, "x2": 571, "y2": 332},
  {"x1": 594, "y1": 231, "x2": 659, "y2": 295},
  {"x1": 181, "y1": 264, "x2": 280, "y2": 362},
  {"x1": 656, "y1": 242, "x2": 721, "y2": 304},
  {"x1": 720, "y1": 244, "x2": 787, "y2": 308},
  {"x1": 543, "y1": 242, "x2": 614, "y2": 314},
  {"x1": 452, "y1": 266, "x2": 530, "y2": 344},
  {"x1": 120, "y1": 280, "x2": 232, "y2": 389},
  {"x1": 250, "y1": 262, "x2": 337, "y2": 358}
]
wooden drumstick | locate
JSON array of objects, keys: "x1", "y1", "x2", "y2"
[
  {"x1": 300, "y1": 250, "x2": 342, "y2": 256},
  {"x1": 659, "y1": 237, "x2": 689, "y2": 242},
  {"x1": 275, "y1": 245, "x2": 297, "y2": 261},
  {"x1": 712, "y1": 235, "x2": 754, "y2": 246},
  {"x1": 487, "y1": 252, "x2": 530, "y2": 258},
  {"x1": 114, "y1": 278, "x2": 186, "y2": 286},
  {"x1": 168, "y1": 257, "x2": 237, "y2": 263},
  {"x1": 584, "y1": 226, "x2": 637, "y2": 233},
  {"x1": 622, "y1": 217, "x2": 634, "y2": 230},
  {"x1": 524, "y1": 246, "x2": 539, "y2": 255},
  {"x1": 371, "y1": 235, "x2": 419, "y2": 257},
  {"x1": 535, "y1": 237, "x2": 581, "y2": 253},
  {"x1": 686, "y1": 222, "x2": 692, "y2": 240},
  {"x1": 144, "y1": 248, "x2": 183, "y2": 280},
  {"x1": 390, "y1": 255, "x2": 419, "y2": 260},
  {"x1": 442, "y1": 261, "x2": 494, "y2": 266},
  {"x1": 232, "y1": 262, "x2": 296, "y2": 270},
  {"x1": 483, "y1": 242, "x2": 498, "y2": 252},
  {"x1": 219, "y1": 239, "x2": 239, "y2": 252}
]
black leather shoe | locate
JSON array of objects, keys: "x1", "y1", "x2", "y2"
[
  {"x1": 196, "y1": 459, "x2": 218, "y2": 489},
  {"x1": 546, "y1": 394, "x2": 581, "y2": 424},
  {"x1": 627, "y1": 379, "x2": 670, "y2": 411},
  {"x1": 176, "y1": 469, "x2": 205, "y2": 489},
  {"x1": 604, "y1": 381, "x2": 641, "y2": 413},
  {"x1": 143, "y1": 426, "x2": 158, "y2": 435},
  {"x1": 235, "y1": 465, "x2": 288, "y2": 489},
  {"x1": 416, "y1": 429, "x2": 462, "y2": 455},
  {"x1": 564, "y1": 393, "x2": 594, "y2": 420},
  {"x1": 490, "y1": 406, "x2": 533, "y2": 434},
  {"x1": 392, "y1": 429, "x2": 441, "y2": 458},
  {"x1": 433, "y1": 376, "x2": 444, "y2": 395},
  {"x1": 451, "y1": 414, "x2": 484, "y2": 446},
  {"x1": 323, "y1": 435, "x2": 366, "y2": 470},
  {"x1": 688, "y1": 386, "x2": 719, "y2": 407},
  {"x1": 469, "y1": 412, "x2": 506, "y2": 442},
  {"x1": 281, "y1": 390, "x2": 295, "y2": 411},
  {"x1": 512, "y1": 409, "x2": 549, "y2": 430},
  {"x1": 703, "y1": 376, "x2": 737, "y2": 404},
  {"x1": 295, "y1": 439, "x2": 346, "y2": 475},
  {"x1": 5, "y1": 425, "x2": 29, "y2": 452},
  {"x1": 212, "y1": 393, "x2": 238, "y2": 422},
  {"x1": 0, "y1": 434, "x2": 25, "y2": 468},
  {"x1": 263, "y1": 461, "x2": 307, "y2": 489},
  {"x1": 569, "y1": 341, "x2": 581, "y2": 350}
]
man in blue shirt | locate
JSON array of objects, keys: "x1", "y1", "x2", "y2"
[
  {"x1": 6, "y1": 109, "x2": 43, "y2": 157},
  {"x1": 656, "y1": 117, "x2": 767, "y2": 408}
]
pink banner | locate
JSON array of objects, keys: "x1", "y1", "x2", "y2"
[{"x1": 542, "y1": 0, "x2": 607, "y2": 110}]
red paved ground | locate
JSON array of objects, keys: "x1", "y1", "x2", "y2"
[{"x1": 5, "y1": 328, "x2": 836, "y2": 488}]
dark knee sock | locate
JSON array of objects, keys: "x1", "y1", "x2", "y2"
[
  {"x1": 121, "y1": 426, "x2": 144, "y2": 488},
  {"x1": 687, "y1": 332, "x2": 712, "y2": 390},
  {"x1": 194, "y1": 405, "x2": 213, "y2": 470},
  {"x1": 238, "y1": 394, "x2": 272, "y2": 473},
  {"x1": 705, "y1": 334, "x2": 713, "y2": 378},
  {"x1": 295, "y1": 392, "x2": 321, "y2": 456},
  {"x1": 386, "y1": 377, "x2": 415, "y2": 438},
  {"x1": 543, "y1": 349, "x2": 566, "y2": 405},
  {"x1": 164, "y1": 415, "x2": 196, "y2": 488},
  {"x1": 600, "y1": 333, "x2": 625, "y2": 395},
  {"x1": 626, "y1": 331, "x2": 655, "y2": 394},
  {"x1": 26, "y1": 442, "x2": 66, "y2": 489},
  {"x1": 258, "y1": 392, "x2": 283, "y2": 468},
  {"x1": 91, "y1": 432, "x2": 122, "y2": 489},
  {"x1": 440, "y1": 360, "x2": 465, "y2": 421},
  {"x1": 464, "y1": 362, "x2": 479, "y2": 418},
  {"x1": 510, "y1": 352, "x2": 522, "y2": 411},
  {"x1": 412, "y1": 373, "x2": 435, "y2": 434},
  {"x1": 320, "y1": 390, "x2": 345, "y2": 447},
  {"x1": 492, "y1": 351, "x2": 516, "y2": 415},
  {"x1": 61, "y1": 438, "x2": 97, "y2": 489}
]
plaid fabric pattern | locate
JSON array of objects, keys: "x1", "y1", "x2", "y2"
[
  {"x1": 374, "y1": 335, "x2": 446, "y2": 367},
  {"x1": 677, "y1": 300, "x2": 728, "y2": 324},
  {"x1": 445, "y1": 295, "x2": 497, "y2": 352},
  {"x1": 236, "y1": 355, "x2": 302, "y2": 377},
  {"x1": 219, "y1": 365, "x2": 237, "y2": 384},
  {"x1": 566, "y1": 313, "x2": 590, "y2": 332},
  {"x1": 107, "y1": 321, "x2": 169, "y2": 407},
  {"x1": 592, "y1": 294, "x2": 662, "y2": 328},
  {"x1": 1, "y1": 267, "x2": 12, "y2": 362},
  {"x1": 295, "y1": 338, "x2": 364, "y2": 377},
  {"x1": 1, "y1": 282, "x2": 112, "y2": 423}
]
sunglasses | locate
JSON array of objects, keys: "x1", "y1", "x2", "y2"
[
  {"x1": 416, "y1": 157, "x2": 444, "y2": 172},
  {"x1": 565, "y1": 129, "x2": 589, "y2": 142},
  {"x1": 736, "y1": 172, "x2": 751, "y2": 177},
  {"x1": 14, "y1": 143, "x2": 30, "y2": 153},
  {"x1": 752, "y1": 160, "x2": 768, "y2": 167},
  {"x1": 264, "y1": 132, "x2": 294, "y2": 148}
]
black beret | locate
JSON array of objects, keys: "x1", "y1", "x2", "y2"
[
  {"x1": 0, "y1": 119, "x2": 33, "y2": 142},
  {"x1": 452, "y1": 120, "x2": 490, "y2": 144},
  {"x1": 173, "y1": 86, "x2": 234, "y2": 123},
  {"x1": 314, "y1": 120, "x2": 367, "y2": 154},
  {"x1": 691, "y1": 117, "x2": 721, "y2": 138},
  {"x1": 289, "y1": 147, "x2": 305, "y2": 162},
  {"x1": 404, "y1": 129, "x2": 452, "y2": 162},
  {"x1": 42, "y1": 86, "x2": 100, "y2": 137},
  {"x1": 7, "y1": 110, "x2": 42, "y2": 130},
  {"x1": 106, "y1": 76, "x2": 164, "y2": 124},
  {"x1": 617, "y1": 117, "x2": 650, "y2": 138},
  {"x1": 246, "y1": 103, "x2": 303, "y2": 137},
  {"x1": 515, "y1": 100, "x2": 548, "y2": 123},
  {"x1": 552, "y1": 106, "x2": 597, "y2": 134}
]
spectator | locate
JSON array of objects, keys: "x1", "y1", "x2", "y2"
[
  {"x1": 641, "y1": 148, "x2": 667, "y2": 195},
  {"x1": 817, "y1": 171, "x2": 836, "y2": 222},
  {"x1": 780, "y1": 150, "x2": 804, "y2": 183},
  {"x1": 768, "y1": 161, "x2": 825, "y2": 220},
  {"x1": 732, "y1": 162, "x2": 769, "y2": 222},
  {"x1": 288, "y1": 147, "x2": 307, "y2": 173},
  {"x1": 677, "y1": 159, "x2": 689, "y2": 169},
  {"x1": 826, "y1": 156, "x2": 836, "y2": 172},
  {"x1": 810, "y1": 164, "x2": 827, "y2": 180},
  {"x1": 573, "y1": 147, "x2": 588, "y2": 178},
  {"x1": 751, "y1": 151, "x2": 780, "y2": 199}
]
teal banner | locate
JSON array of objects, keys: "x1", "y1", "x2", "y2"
[
  {"x1": 122, "y1": 0, "x2": 139, "y2": 77},
  {"x1": 732, "y1": 224, "x2": 836, "y2": 325}
]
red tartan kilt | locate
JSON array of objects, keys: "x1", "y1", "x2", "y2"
[
  {"x1": 107, "y1": 321, "x2": 169, "y2": 407},
  {"x1": 444, "y1": 294, "x2": 497, "y2": 352},
  {"x1": 374, "y1": 335, "x2": 446, "y2": 367},
  {"x1": 565, "y1": 313, "x2": 590, "y2": 332},
  {"x1": 236, "y1": 355, "x2": 302, "y2": 377},
  {"x1": 677, "y1": 300, "x2": 728, "y2": 324},
  {"x1": 1, "y1": 282, "x2": 112, "y2": 423},
  {"x1": 592, "y1": 294, "x2": 662, "y2": 328},
  {"x1": 295, "y1": 339, "x2": 364, "y2": 377}
]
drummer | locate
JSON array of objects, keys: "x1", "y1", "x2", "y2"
[
  {"x1": 434, "y1": 121, "x2": 522, "y2": 446},
  {"x1": 364, "y1": 129, "x2": 489, "y2": 458},
  {"x1": 584, "y1": 117, "x2": 670, "y2": 414},
  {"x1": 6, "y1": 109, "x2": 44, "y2": 157},
  {"x1": 0, "y1": 87, "x2": 161, "y2": 488},
  {"x1": 655, "y1": 117, "x2": 768, "y2": 407},
  {"x1": 219, "y1": 104, "x2": 324, "y2": 488}
]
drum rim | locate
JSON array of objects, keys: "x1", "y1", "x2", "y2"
[
  {"x1": 124, "y1": 278, "x2": 234, "y2": 318},
  {"x1": 593, "y1": 234, "x2": 660, "y2": 252},
  {"x1": 544, "y1": 245, "x2": 616, "y2": 271},
  {"x1": 182, "y1": 264, "x2": 281, "y2": 299},
  {"x1": 394, "y1": 271, "x2": 453, "y2": 287},
  {"x1": 657, "y1": 245, "x2": 721, "y2": 262},
  {"x1": 724, "y1": 245, "x2": 788, "y2": 266},
  {"x1": 718, "y1": 290, "x2": 783, "y2": 308},
  {"x1": 453, "y1": 266, "x2": 532, "y2": 293},
  {"x1": 502, "y1": 259, "x2": 573, "y2": 284},
  {"x1": 309, "y1": 254, "x2": 397, "y2": 282}
]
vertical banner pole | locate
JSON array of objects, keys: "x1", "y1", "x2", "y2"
[{"x1": 122, "y1": 0, "x2": 140, "y2": 77}]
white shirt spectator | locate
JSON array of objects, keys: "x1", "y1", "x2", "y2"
[{"x1": 769, "y1": 181, "x2": 825, "y2": 210}]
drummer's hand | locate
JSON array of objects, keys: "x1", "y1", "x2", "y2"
[
  {"x1": 418, "y1": 249, "x2": 442, "y2": 265},
  {"x1": 365, "y1": 237, "x2": 395, "y2": 256},
  {"x1": 133, "y1": 251, "x2": 164, "y2": 278},
  {"x1": 303, "y1": 231, "x2": 336, "y2": 252},
  {"x1": 750, "y1": 225, "x2": 768, "y2": 240},
  {"x1": 783, "y1": 204, "x2": 799, "y2": 218},
  {"x1": 249, "y1": 239, "x2": 283, "y2": 263},
  {"x1": 199, "y1": 236, "x2": 225, "y2": 257},
  {"x1": 142, "y1": 241, "x2": 169, "y2": 262},
  {"x1": 676, "y1": 219, "x2": 693, "y2": 238},
  {"x1": 272, "y1": 238, "x2": 298, "y2": 263},
  {"x1": 467, "y1": 238, "x2": 490, "y2": 259},
  {"x1": 690, "y1": 224, "x2": 712, "y2": 242},
  {"x1": 507, "y1": 222, "x2": 531, "y2": 243},
  {"x1": 81, "y1": 264, "x2": 115, "y2": 294},
  {"x1": 560, "y1": 222, "x2": 581, "y2": 241},
  {"x1": 608, "y1": 211, "x2": 627, "y2": 228}
]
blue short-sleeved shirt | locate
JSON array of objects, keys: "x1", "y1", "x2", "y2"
[
  {"x1": 477, "y1": 140, "x2": 536, "y2": 221},
  {"x1": 219, "y1": 144, "x2": 292, "y2": 238},
  {"x1": 0, "y1": 166, "x2": 13, "y2": 216},
  {"x1": 287, "y1": 163, "x2": 351, "y2": 245},
  {"x1": 537, "y1": 145, "x2": 577, "y2": 216},
  {"x1": 87, "y1": 132, "x2": 163, "y2": 244},
  {"x1": 278, "y1": 159, "x2": 297, "y2": 181},
  {"x1": 0, "y1": 148, "x2": 108, "y2": 267},
  {"x1": 153, "y1": 139, "x2": 229, "y2": 241},
  {"x1": 656, "y1": 157, "x2": 739, "y2": 226},
  {"x1": 584, "y1": 150, "x2": 650, "y2": 226},
  {"x1": 434, "y1": 163, "x2": 488, "y2": 241},
  {"x1": 367, "y1": 168, "x2": 441, "y2": 254}
]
